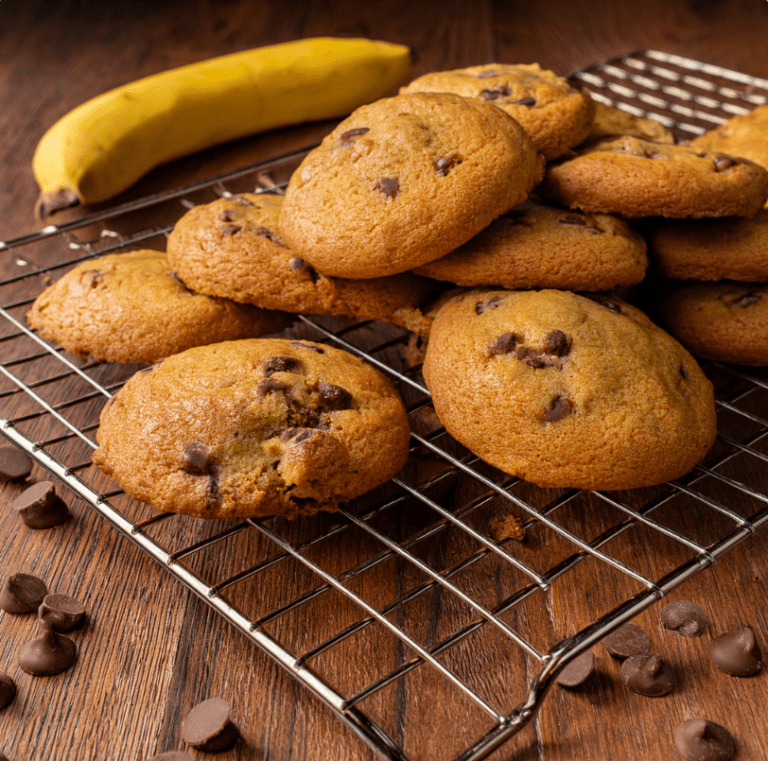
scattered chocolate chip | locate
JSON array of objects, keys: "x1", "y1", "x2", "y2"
[
  {"x1": 435, "y1": 155, "x2": 460, "y2": 175},
  {"x1": 510, "y1": 96, "x2": 536, "y2": 106},
  {"x1": 0, "y1": 573, "x2": 48, "y2": 614},
  {"x1": 708, "y1": 626, "x2": 763, "y2": 676},
  {"x1": 660, "y1": 600, "x2": 708, "y2": 638},
  {"x1": 487, "y1": 332, "x2": 519, "y2": 356},
  {"x1": 181, "y1": 442, "x2": 213, "y2": 475},
  {"x1": 288, "y1": 256, "x2": 316, "y2": 279},
  {"x1": 316, "y1": 382, "x2": 352, "y2": 411},
  {"x1": 679, "y1": 362, "x2": 689, "y2": 382},
  {"x1": 728, "y1": 292, "x2": 761, "y2": 309},
  {"x1": 289, "y1": 341, "x2": 324, "y2": 354},
  {"x1": 148, "y1": 753, "x2": 194, "y2": 761},
  {"x1": 479, "y1": 85, "x2": 511, "y2": 100},
  {"x1": 477, "y1": 69, "x2": 499, "y2": 78},
  {"x1": 515, "y1": 346, "x2": 547, "y2": 368},
  {"x1": 374, "y1": 177, "x2": 399, "y2": 199},
  {"x1": 713, "y1": 153, "x2": 739, "y2": 172},
  {"x1": 219, "y1": 209, "x2": 235, "y2": 223},
  {"x1": 589, "y1": 296, "x2": 623, "y2": 314},
  {"x1": 220, "y1": 224, "x2": 242, "y2": 236},
  {"x1": 82, "y1": 269, "x2": 106, "y2": 287},
  {"x1": 12, "y1": 481, "x2": 71, "y2": 529},
  {"x1": 555, "y1": 650, "x2": 595, "y2": 688},
  {"x1": 621, "y1": 653, "x2": 677, "y2": 696},
  {"x1": 674, "y1": 718, "x2": 736, "y2": 761},
  {"x1": 182, "y1": 697, "x2": 240, "y2": 751},
  {"x1": 253, "y1": 225, "x2": 286, "y2": 247},
  {"x1": 543, "y1": 330, "x2": 570, "y2": 357},
  {"x1": 602, "y1": 622, "x2": 650, "y2": 660},
  {"x1": 257, "y1": 378, "x2": 291, "y2": 397},
  {"x1": 38, "y1": 593, "x2": 86, "y2": 633},
  {"x1": 263, "y1": 356, "x2": 301, "y2": 376},
  {"x1": 546, "y1": 395, "x2": 573, "y2": 422},
  {"x1": 18, "y1": 621, "x2": 77, "y2": 676},
  {"x1": 0, "y1": 445, "x2": 33, "y2": 482},
  {"x1": 475, "y1": 295, "x2": 504, "y2": 315},
  {"x1": 339, "y1": 126, "x2": 370, "y2": 144},
  {"x1": 0, "y1": 674, "x2": 16, "y2": 711}
]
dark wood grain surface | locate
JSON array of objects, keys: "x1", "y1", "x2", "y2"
[{"x1": 3, "y1": 1, "x2": 768, "y2": 760}]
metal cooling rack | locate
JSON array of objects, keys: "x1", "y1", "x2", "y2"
[{"x1": 2, "y1": 50, "x2": 768, "y2": 761}]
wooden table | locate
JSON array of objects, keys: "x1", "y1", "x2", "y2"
[{"x1": 3, "y1": 1, "x2": 768, "y2": 760}]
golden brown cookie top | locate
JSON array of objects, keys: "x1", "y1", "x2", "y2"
[
  {"x1": 583, "y1": 101, "x2": 675, "y2": 145},
  {"x1": 167, "y1": 193, "x2": 438, "y2": 334},
  {"x1": 414, "y1": 199, "x2": 648, "y2": 291},
  {"x1": 540, "y1": 136, "x2": 768, "y2": 218},
  {"x1": 92, "y1": 338, "x2": 411, "y2": 519},
  {"x1": 400, "y1": 63, "x2": 593, "y2": 160},
  {"x1": 422, "y1": 288, "x2": 716, "y2": 490},
  {"x1": 279, "y1": 92, "x2": 544, "y2": 279},
  {"x1": 27, "y1": 249, "x2": 290, "y2": 364}
]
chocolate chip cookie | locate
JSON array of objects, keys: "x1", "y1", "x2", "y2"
[
  {"x1": 658, "y1": 281, "x2": 768, "y2": 365},
  {"x1": 399, "y1": 63, "x2": 593, "y2": 160},
  {"x1": 583, "y1": 101, "x2": 675, "y2": 145},
  {"x1": 422, "y1": 289, "x2": 716, "y2": 490},
  {"x1": 539, "y1": 136, "x2": 768, "y2": 218},
  {"x1": 27, "y1": 249, "x2": 291, "y2": 364},
  {"x1": 92, "y1": 338, "x2": 411, "y2": 519},
  {"x1": 647, "y1": 208, "x2": 768, "y2": 281},
  {"x1": 167, "y1": 193, "x2": 437, "y2": 334},
  {"x1": 279, "y1": 92, "x2": 544, "y2": 279},
  {"x1": 414, "y1": 199, "x2": 648, "y2": 291}
]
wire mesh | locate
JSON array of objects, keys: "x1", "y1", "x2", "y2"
[{"x1": 2, "y1": 50, "x2": 768, "y2": 761}]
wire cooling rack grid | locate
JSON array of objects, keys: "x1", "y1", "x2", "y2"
[{"x1": 2, "y1": 50, "x2": 768, "y2": 761}]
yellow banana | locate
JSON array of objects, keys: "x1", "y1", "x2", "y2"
[{"x1": 33, "y1": 37, "x2": 412, "y2": 218}]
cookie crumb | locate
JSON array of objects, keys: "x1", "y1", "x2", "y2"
[{"x1": 489, "y1": 513, "x2": 525, "y2": 542}]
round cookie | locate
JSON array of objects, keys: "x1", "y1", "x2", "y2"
[
  {"x1": 413, "y1": 199, "x2": 648, "y2": 291},
  {"x1": 647, "y1": 208, "x2": 768, "y2": 281},
  {"x1": 279, "y1": 92, "x2": 544, "y2": 279},
  {"x1": 167, "y1": 193, "x2": 438, "y2": 335},
  {"x1": 539, "y1": 136, "x2": 768, "y2": 218},
  {"x1": 582, "y1": 101, "x2": 675, "y2": 145},
  {"x1": 422, "y1": 289, "x2": 717, "y2": 490},
  {"x1": 658, "y1": 281, "x2": 768, "y2": 365},
  {"x1": 399, "y1": 63, "x2": 593, "y2": 160},
  {"x1": 92, "y1": 338, "x2": 411, "y2": 519},
  {"x1": 26, "y1": 249, "x2": 291, "y2": 364}
]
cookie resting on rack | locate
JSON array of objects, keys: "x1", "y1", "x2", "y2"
[
  {"x1": 92, "y1": 338, "x2": 411, "y2": 519},
  {"x1": 539, "y1": 136, "x2": 768, "y2": 218},
  {"x1": 166, "y1": 192, "x2": 438, "y2": 335},
  {"x1": 278, "y1": 92, "x2": 544, "y2": 279},
  {"x1": 26, "y1": 249, "x2": 291, "y2": 364},
  {"x1": 422, "y1": 289, "x2": 717, "y2": 491}
]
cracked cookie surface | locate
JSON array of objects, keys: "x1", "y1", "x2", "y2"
[
  {"x1": 26, "y1": 249, "x2": 290, "y2": 364},
  {"x1": 279, "y1": 92, "x2": 543, "y2": 279},
  {"x1": 422, "y1": 289, "x2": 716, "y2": 490},
  {"x1": 92, "y1": 338, "x2": 411, "y2": 519},
  {"x1": 167, "y1": 193, "x2": 438, "y2": 335}
]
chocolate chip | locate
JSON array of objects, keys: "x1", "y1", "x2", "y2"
[
  {"x1": 0, "y1": 573, "x2": 48, "y2": 614},
  {"x1": 713, "y1": 153, "x2": 739, "y2": 172},
  {"x1": 435, "y1": 155, "x2": 460, "y2": 176},
  {"x1": 589, "y1": 296, "x2": 623, "y2": 314},
  {"x1": 0, "y1": 674, "x2": 15, "y2": 711},
  {"x1": 555, "y1": 650, "x2": 595, "y2": 688},
  {"x1": 263, "y1": 356, "x2": 301, "y2": 376},
  {"x1": 254, "y1": 225, "x2": 282, "y2": 244},
  {"x1": 289, "y1": 256, "x2": 313, "y2": 275},
  {"x1": 602, "y1": 622, "x2": 650, "y2": 660},
  {"x1": 38, "y1": 593, "x2": 86, "y2": 633},
  {"x1": 546, "y1": 395, "x2": 573, "y2": 422},
  {"x1": 516, "y1": 346, "x2": 547, "y2": 368},
  {"x1": 374, "y1": 177, "x2": 399, "y2": 199},
  {"x1": 728, "y1": 292, "x2": 761, "y2": 309},
  {"x1": 621, "y1": 653, "x2": 677, "y2": 696},
  {"x1": 475, "y1": 295, "x2": 504, "y2": 315},
  {"x1": 219, "y1": 209, "x2": 235, "y2": 223},
  {"x1": 181, "y1": 697, "x2": 240, "y2": 751},
  {"x1": 181, "y1": 442, "x2": 213, "y2": 475},
  {"x1": 679, "y1": 362, "x2": 689, "y2": 382},
  {"x1": 316, "y1": 382, "x2": 352, "y2": 411},
  {"x1": 479, "y1": 85, "x2": 511, "y2": 100},
  {"x1": 12, "y1": 481, "x2": 71, "y2": 529},
  {"x1": 510, "y1": 96, "x2": 536, "y2": 106},
  {"x1": 502, "y1": 208, "x2": 531, "y2": 225},
  {"x1": 339, "y1": 127, "x2": 370, "y2": 144},
  {"x1": 660, "y1": 600, "x2": 708, "y2": 637},
  {"x1": 487, "y1": 332, "x2": 519, "y2": 356},
  {"x1": 82, "y1": 269, "x2": 106, "y2": 287},
  {"x1": 257, "y1": 378, "x2": 291, "y2": 397},
  {"x1": 0, "y1": 445, "x2": 33, "y2": 482},
  {"x1": 282, "y1": 428, "x2": 314, "y2": 445},
  {"x1": 289, "y1": 341, "x2": 324, "y2": 354},
  {"x1": 477, "y1": 69, "x2": 499, "y2": 78},
  {"x1": 543, "y1": 330, "x2": 570, "y2": 357},
  {"x1": 708, "y1": 626, "x2": 763, "y2": 676},
  {"x1": 220, "y1": 224, "x2": 242, "y2": 236},
  {"x1": 673, "y1": 718, "x2": 736, "y2": 761},
  {"x1": 18, "y1": 621, "x2": 78, "y2": 676}
]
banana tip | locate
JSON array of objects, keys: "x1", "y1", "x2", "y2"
[{"x1": 36, "y1": 188, "x2": 81, "y2": 221}]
